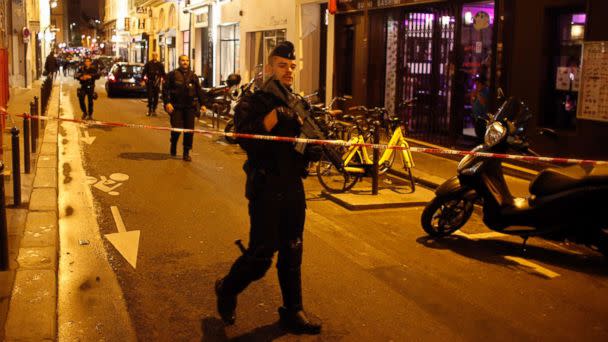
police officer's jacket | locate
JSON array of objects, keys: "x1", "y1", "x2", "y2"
[
  {"x1": 162, "y1": 68, "x2": 204, "y2": 109},
  {"x1": 142, "y1": 60, "x2": 166, "y2": 83},
  {"x1": 74, "y1": 66, "x2": 100, "y2": 89},
  {"x1": 234, "y1": 90, "x2": 309, "y2": 185}
]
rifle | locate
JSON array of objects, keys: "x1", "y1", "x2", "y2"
[{"x1": 261, "y1": 77, "x2": 344, "y2": 170}]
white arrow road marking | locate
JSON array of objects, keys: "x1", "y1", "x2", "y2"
[
  {"x1": 105, "y1": 206, "x2": 140, "y2": 269},
  {"x1": 504, "y1": 256, "x2": 561, "y2": 279},
  {"x1": 80, "y1": 130, "x2": 97, "y2": 145}
]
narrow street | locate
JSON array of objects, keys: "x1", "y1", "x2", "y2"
[{"x1": 55, "y1": 77, "x2": 608, "y2": 341}]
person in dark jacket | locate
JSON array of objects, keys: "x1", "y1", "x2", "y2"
[
  {"x1": 162, "y1": 55, "x2": 204, "y2": 161},
  {"x1": 44, "y1": 53, "x2": 59, "y2": 79},
  {"x1": 74, "y1": 57, "x2": 100, "y2": 120},
  {"x1": 142, "y1": 52, "x2": 166, "y2": 116},
  {"x1": 214, "y1": 41, "x2": 323, "y2": 335}
]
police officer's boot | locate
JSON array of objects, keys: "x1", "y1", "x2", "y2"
[
  {"x1": 170, "y1": 133, "x2": 179, "y2": 157},
  {"x1": 183, "y1": 148, "x2": 192, "y2": 162},
  {"x1": 278, "y1": 307, "x2": 322, "y2": 335},
  {"x1": 214, "y1": 278, "x2": 237, "y2": 325},
  {"x1": 277, "y1": 243, "x2": 321, "y2": 335}
]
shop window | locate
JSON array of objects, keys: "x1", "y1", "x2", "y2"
[
  {"x1": 219, "y1": 24, "x2": 240, "y2": 84},
  {"x1": 460, "y1": 1, "x2": 495, "y2": 139},
  {"x1": 543, "y1": 11, "x2": 585, "y2": 130},
  {"x1": 247, "y1": 29, "x2": 286, "y2": 79}
]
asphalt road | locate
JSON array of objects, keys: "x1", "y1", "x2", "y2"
[{"x1": 59, "y1": 77, "x2": 608, "y2": 341}]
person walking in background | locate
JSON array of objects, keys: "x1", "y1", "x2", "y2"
[
  {"x1": 162, "y1": 55, "x2": 205, "y2": 161},
  {"x1": 142, "y1": 52, "x2": 166, "y2": 116},
  {"x1": 44, "y1": 53, "x2": 59, "y2": 80},
  {"x1": 74, "y1": 57, "x2": 100, "y2": 120}
]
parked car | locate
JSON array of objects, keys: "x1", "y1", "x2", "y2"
[
  {"x1": 94, "y1": 56, "x2": 115, "y2": 76},
  {"x1": 105, "y1": 62, "x2": 146, "y2": 98}
]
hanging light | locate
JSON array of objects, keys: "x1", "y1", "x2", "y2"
[{"x1": 50, "y1": 0, "x2": 58, "y2": 9}]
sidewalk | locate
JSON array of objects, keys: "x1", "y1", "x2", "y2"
[
  {"x1": 198, "y1": 112, "x2": 533, "y2": 209},
  {"x1": 1, "y1": 78, "x2": 60, "y2": 341}
]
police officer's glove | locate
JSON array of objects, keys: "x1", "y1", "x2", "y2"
[
  {"x1": 276, "y1": 106, "x2": 295, "y2": 122},
  {"x1": 304, "y1": 144, "x2": 324, "y2": 162}
]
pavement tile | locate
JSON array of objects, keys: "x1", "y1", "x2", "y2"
[
  {"x1": 21, "y1": 211, "x2": 57, "y2": 248},
  {"x1": 4, "y1": 269, "x2": 56, "y2": 340},
  {"x1": 323, "y1": 186, "x2": 435, "y2": 210},
  {"x1": 39, "y1": 142, "x2": 57, "y2": 156},
  {"x1": 0, "y1": 271, "x2": 15, "y2": 297},
  {"x1": 16, "y1": 246, "x2": 56, "y2": 270},
  {"x1": 43, "y1": 131, "x2": 58, "y2": 144},
  {"x1": 5, "y1": 209, "x2": 27, "y2": 237},
  {"x1": 33, "y1": 167, "x2": 57, "y2": 188},
  {"x1": 36, "y1": 155, "x2": 57, "y2": 168},
  {"x1": 29, "y1": 188, "x2": 57, "y2": 211}
]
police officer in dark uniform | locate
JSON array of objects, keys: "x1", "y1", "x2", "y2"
[
  {"x1": 162, "y1": 55, "x2": 204, "y2": 161},
  {"x1": 142, "y1": 52, "x2": 166, "y2": 116},
  {"x1": 215, "y1": 41, "x2": 323, "y2": 335},
  {"x1": 74, "y1": 57, "x2": 100, "y2": 120}
]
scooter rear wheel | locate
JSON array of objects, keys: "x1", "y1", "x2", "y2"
[{"x1": 421, "y1": 195, "x2": 474, "y2": 237}]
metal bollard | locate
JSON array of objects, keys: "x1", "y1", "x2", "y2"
[
  {"x1": 23, "y1": 110, "x2": 31, "y2": 174},
  {"x1": 31, "y1": 97, "x2": 39, "y2": 153},
  {"x1": 372, "y1": 126, "x2": 380, "y2": 196},
  {"x1": 11, "y1": 127, "x2": 21, "y2": 206},
  {"x1": 0, "y1": 162, "x2": 8, "y2": 270}
]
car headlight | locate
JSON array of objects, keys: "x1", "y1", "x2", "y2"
[{"x1": 484, "y1": 121, "x2": 507, "y2": 147}]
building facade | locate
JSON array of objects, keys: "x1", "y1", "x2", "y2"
[{"x1": 331, "y1": 0, "x2": 608, "y2": 159}]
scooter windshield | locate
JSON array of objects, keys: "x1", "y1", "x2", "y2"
[{"x1": 494, "y1": 97, "x2": 531, "y2": 128}]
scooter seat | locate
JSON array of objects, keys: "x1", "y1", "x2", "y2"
[{"x1": 530, "y1": 165, "x2": 608, "y2": 196}]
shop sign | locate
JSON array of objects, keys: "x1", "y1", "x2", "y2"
[
  {"x1": 195, "y1": 13, "x2": 208, "y2": 27},
  {"x1": 337, "y1": 0, "x2": 446, "y2": 13}
]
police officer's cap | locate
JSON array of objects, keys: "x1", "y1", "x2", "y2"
[{"x1": 269, "y1": 41, "x2": 296, "y2": 60}]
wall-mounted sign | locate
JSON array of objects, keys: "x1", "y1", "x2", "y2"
[
  {"x1": 22, "y1": 27, "x2": 30, "y2": 44},
  {"x1": 195, "y1": 13, "x2": 208, "y2": 28},
  {"x1": 336, "y1": 0, "x2": 445, "y2": 13},
  {"x1": 577, "y1": 42, "x2": 608, "y2": 122},
  {"x1": 124, "y1": 18, "x2": 130, "y2": 31}
]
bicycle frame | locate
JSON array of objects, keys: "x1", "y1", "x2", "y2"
[{"x1": 342, "y1": 126, "x2": 415, "y2": 174}]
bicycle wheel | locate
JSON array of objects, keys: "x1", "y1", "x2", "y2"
[
  {"x1": 405, "y1": 167, "x2": 416, "y2": 192},
  {"x1": 316, "y1": 154, "x2": 359, "y2": 193},
  {"x1": 379, "y1": 148, "x2": 397, "y2": 174}
]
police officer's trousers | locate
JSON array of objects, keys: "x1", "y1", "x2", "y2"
[
  {"x1": 147, "y1": 83, "x2": 161, "y2": 111},
  {"x1": 221, "y1": 177, "x2": 306, "y2": 311},
  {"x1": 78, "y1": 89, "x2": 94, "y2": 116},
  {"x1": 169, "y1": 107, "x2": 196, "y2": 151}
]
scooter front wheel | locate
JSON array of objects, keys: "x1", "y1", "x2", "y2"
[
  {"x1": 421, "y1": 195, "x2": 474, "y2": 237},
  {"x1": 224, "y1": 120, "x2": 237, "y2": 144}
]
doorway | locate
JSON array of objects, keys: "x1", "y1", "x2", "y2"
[{"x1": 392, "y1": 6, "x2": 457, "y2": 144}]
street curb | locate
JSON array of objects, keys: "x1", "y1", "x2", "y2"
[{"x1": 4, "y1": 84, "x2": 60, "y2": 341}]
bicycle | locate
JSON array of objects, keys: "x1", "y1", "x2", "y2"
[{"x1": 316, "y1": 105, "x2": 416, "y2": 193}]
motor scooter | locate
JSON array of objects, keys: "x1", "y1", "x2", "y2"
[{"x1": 420, "y1": 98, "x2": 608, "y2": 257}]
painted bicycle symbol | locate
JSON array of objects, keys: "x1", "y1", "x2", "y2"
[{"x1": 85, "y1": 173, "x2": 130, "y2": 196}]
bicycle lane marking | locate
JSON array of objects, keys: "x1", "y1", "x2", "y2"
[{"x1": 56, "y1": 80, "x2": 137, "y2": 340}]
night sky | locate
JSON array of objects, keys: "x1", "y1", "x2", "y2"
[{"x1": 82, "y1": 0, "x2": 102, "y2": 20}]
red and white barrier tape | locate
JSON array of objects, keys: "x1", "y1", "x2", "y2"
[{"x1": 2, "y1": 109, "x2": 607, "y2": 166}]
